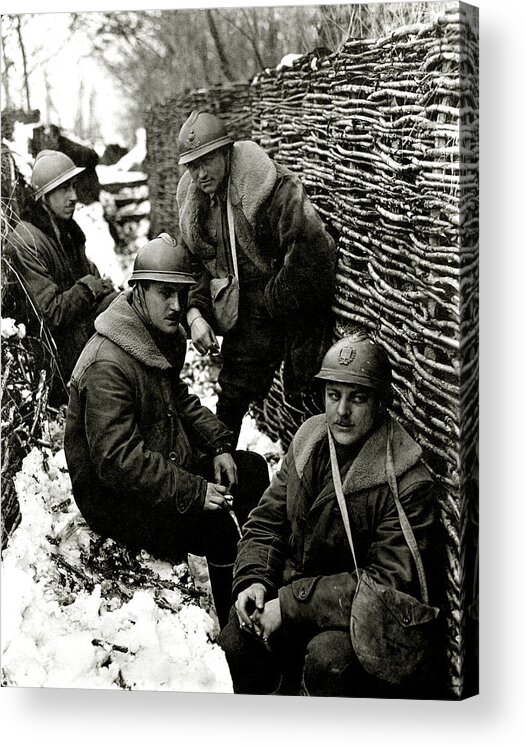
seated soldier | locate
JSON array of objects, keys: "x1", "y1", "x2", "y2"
[
  {"x1": 219, "y1": 333, "x2": 442, "y2": 696},
  {"x1": 64, "y1": 233, "x2": 269, "y2": 628}
]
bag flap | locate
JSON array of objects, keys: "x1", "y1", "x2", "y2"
[{"x1": 354, "y1": 573, "x2": 440, "y2": 627}]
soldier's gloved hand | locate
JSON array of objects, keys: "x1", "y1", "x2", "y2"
[
  {"x1": 79, "y1": 274, "x2": 113, "y2": 302},
  {"x1": 203, "y1": 482, "x2": 227, "y2": 511},
  {"x1": 101, "y1": 277, "x2": 116, "y2": 294},
  {"x1": 190, "y1": 316, "x2": 218, "y2": 355}
]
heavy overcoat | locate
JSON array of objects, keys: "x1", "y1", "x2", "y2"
[
  {"x1": 177, "y1": 141, "x2": 337, "y2": 397},
  {"x1": 8, "y1": 203, "x2": 112, "y2": 380},
  {"x1": 233, "y1": 414, "x2": 440, "y2": 634},
  {"x1": 64, "y1": 291, "x2": 232, "y2": 556}
]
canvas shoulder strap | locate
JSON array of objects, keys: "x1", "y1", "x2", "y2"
[
  {"x1": 226, "y1": 180, "x2": 239, "y2": 280},
  {"x1": 328, "y1": 425, "x2": 429, "y2": 604}
]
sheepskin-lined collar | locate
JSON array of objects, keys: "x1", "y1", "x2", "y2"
[
  {"x1": 20, "y1": 199, "x2": 85, "y2": 249},
  {"x1": 95, "y1": 290, "x2": 186, "y2": 370},
  {"x1": 177, "y1": 141, "x2": 278, "y2": 264},
  {"x1": 292, "y1": 413, "x2": 423, "y2": 494}
]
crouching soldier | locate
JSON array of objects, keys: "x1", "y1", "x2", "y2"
[
  {"x1": 219, "y1": 333, "x2": 442, "y2": 696},
  {"x1": 64, "y1": 233, "x2": 269, "y2": 628}
]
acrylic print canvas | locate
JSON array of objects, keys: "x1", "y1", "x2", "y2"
[{"x1": 1, "y1": 1, "x2": 478, "y2": 700}]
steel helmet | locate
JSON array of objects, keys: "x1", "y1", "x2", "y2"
[
  {"x1": 177, "y1": 111, "x2": 233, "y2": 166},
  {"x1": 315, "y1": 332, "x2": 392, "y2": 395},
  {"x1": 129, "y1": 233, "x2": 196, "y2": 285},
  {"x1": 31, "y1": 150, "x2": 85, "y2": 201}
]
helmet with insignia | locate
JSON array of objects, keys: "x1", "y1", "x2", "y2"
[
  {"x1": 177, "y1": 111, "x2": 233, "y2": 166},
  {"x1": 315, "y1": 331, "x2": 392, "y2": 396}
]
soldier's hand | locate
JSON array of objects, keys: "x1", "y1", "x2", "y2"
[
  {"x1": 235, "y1": 582, "x2": 266, "y2": 630},
  {"x1": 258, "y1": 598, "x2": 282, "y2": 647},
  {"x1": 101, "y1": 277, "x2": 116, "y2": 294},
  {"x1": 190, "y1": 317, "x2": 217, "y2": 355},
  {"x1": 80, "y1": 274, "x2": 110, "y2": 301},
  {"x1": 203, "y1": 482, "x2": 227, "y2": 511},
  {"x1": 213, "y1": 453, "x2": 237, "y2": 488}
]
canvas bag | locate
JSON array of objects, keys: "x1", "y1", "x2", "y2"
[
  {"x1": 328, "y1": 423, "x2": 440, "y2": 687},
  {"x1": 209, "y1": 181, "x2": 239, "y2": 334}
]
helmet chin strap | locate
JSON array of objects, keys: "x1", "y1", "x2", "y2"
[{"x1": 131, "y1": 283, "x2": 154, "y2": 329}]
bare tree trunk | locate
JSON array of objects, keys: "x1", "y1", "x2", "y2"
[
  {"x1": 206, "y1": 9, "x2": 235, "y2": 81},
  {"x1": 16, "y1": 17, "x2": 31, "y2": 111},
  {"x1": 1, "y1": 56, "x2": 12, "y2": 109}
]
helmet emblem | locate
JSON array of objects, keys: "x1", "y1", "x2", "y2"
[
  {"x1": 338, "y1": 345, "x2": 356, "y2": 366},
  {"x1": 184, "y1": 129, "x2": 201, "y2": 150}
]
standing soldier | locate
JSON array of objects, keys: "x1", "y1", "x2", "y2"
[
  {"x1": 7, "y1": 150, "x2": 118, "y2": 401},
  {"x1": 176, "y1": 111, "x2": 337, "y2": 447}
]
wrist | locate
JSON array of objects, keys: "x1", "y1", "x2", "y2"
[{"x1": 187, "y1": 308, "x2": 203, "y2": 327}]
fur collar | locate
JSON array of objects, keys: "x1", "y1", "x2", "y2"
[
  {"x1": 177, "y1": 141, "x2": 278, "y2": 264},
  {"x1": 292, "y1": 413, "x2": 423, "y2": 494},
  {"x1": 95, "y1": 290, "x2": 186, "y2": 370}
]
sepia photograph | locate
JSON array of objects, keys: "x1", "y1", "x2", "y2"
[{"x1": 1, "y1": 0, "x2": 479, "y2": 710}]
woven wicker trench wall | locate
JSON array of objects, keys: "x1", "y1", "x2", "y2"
[{"x1": 144, "y1": 3, "x2": 478, "y2": 697}]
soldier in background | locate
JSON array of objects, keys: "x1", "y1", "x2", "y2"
[{"x1": 7, "y1": 150, "x2": 118, "y2": 402}]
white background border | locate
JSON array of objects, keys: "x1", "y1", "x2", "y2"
[{"x1": 1, "y1": 1, "x2": 524, "y2": 746}]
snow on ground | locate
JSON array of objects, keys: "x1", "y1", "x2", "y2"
[
  {"x1": 1, "y1": 335, "x2": 283, "y2": 691},
  {"x1": 1, "y1": 448, "x2": 233, "y2": 692}
]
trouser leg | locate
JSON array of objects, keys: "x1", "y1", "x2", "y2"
[
  {"x1": 301, "y1": 631, "x2": 355, "y2": 697},
  {"x1": 216, "y1": 393, "x2": 252, "y2": 451},
  {"x1": 207, "y1": 562, "x2": 235, "y2": 630},
  {"x1": 229, "y1": 450, "x2": 269, "y2": 528},
  {"x1": 190, "y1": 450, "x2": 269, "y2": 629},
  {"x1": 301, "y1": 630, "x2": 398, "y2": 698},
  {"x1": 218, "y1": 608, "x2": 304, "y2": 695}
]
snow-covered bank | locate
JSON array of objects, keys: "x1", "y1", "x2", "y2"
[{"x1": 1, "y1": 448, "x2": 232, "y2": 692}]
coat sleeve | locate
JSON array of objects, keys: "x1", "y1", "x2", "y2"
[
  {"x1": 278, "y1": 479, "x2": 438, "y2": 634},
  {"x1": 10, "y1": 226, "x2": 96, "y2": 330},
  {"x1": 263, "y1": 175, "x2": 336, "y2": 319},
  {"x1": 185, "y1": 247, "x2": 214, "y2": 323},
  {"x1": 77, "y1": 359, "x2": 207, "y2": 516},
  {"x1": 231, "y1": 451, "x2": 293, "y2": 599},
  {"x1": 173, "y1": 378, "x2": 232, "y2": 455}
]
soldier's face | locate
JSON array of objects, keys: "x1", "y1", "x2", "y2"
[
  {"x1": 140, "y1": 282, "x2": 187, "y2": 335},
  {"x1": 187, "y1": 151, "x2": 227, "y2": 194},
  {"x1": 44, "y1": 180, "x2": 77, "y2": 220},
  {"x1": 325, "y1": 382, "x2": 379, "y2": 448}
]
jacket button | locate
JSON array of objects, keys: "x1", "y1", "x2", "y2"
[
  {"x1": 403, "y1": 615, "x2": 410, "y2": 624},
  {"x1": 169, "y1": 451, "x2": 176, "y2": 461},
  {"x1": 299, "y1": 588, "x2": 307, "y2": 599}
]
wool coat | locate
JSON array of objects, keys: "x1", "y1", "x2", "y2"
[
  {"x1": 176, "y1": 141, "x2": 337, "y2": 398},
  {"x1": 232, "y1": 413, "x2": 440, "y2": 636},
  {"x1": 64, "y1": 291, "x2": 232, "y2": 557},
  {"x1": 8, "y1": 203, "x2": 115, "y2": 381}
]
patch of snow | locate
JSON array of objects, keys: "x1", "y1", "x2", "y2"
[
  {"x1": 276, "y1": 53, "x2": 303, "y2": 70},
  {"x1": 75, "y1": 202, "x2": 127, "y2": 288}
]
